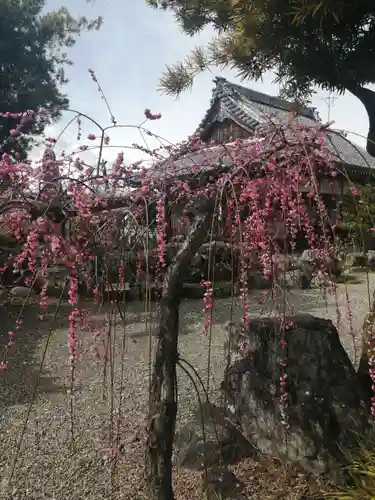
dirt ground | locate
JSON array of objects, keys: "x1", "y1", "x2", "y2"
[{"x1": 0, "y1": 274, "x2": 374, "y2": 499}]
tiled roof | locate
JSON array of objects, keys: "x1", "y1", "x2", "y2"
[
  {"x1": 197, "y1": 77, "x2": 375, "y2": 171},
  {"x1": 324, "y1": 131, "x2": 375, "y2": 171}
]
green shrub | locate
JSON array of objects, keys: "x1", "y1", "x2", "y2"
[{"x1": 324, "y1": 430, "x2": 375, "y2": 500}]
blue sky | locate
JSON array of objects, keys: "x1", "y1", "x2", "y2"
[{"x1": 42, "y1": 0, "x2": 371, "y2": 164}]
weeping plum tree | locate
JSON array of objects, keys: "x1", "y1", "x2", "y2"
[
  {"x1": 147, "y1": 0, "x2": 375, "y2": 157},
  {"x1": 0, "y1": 72, "x2": 374, "y2": 499}
]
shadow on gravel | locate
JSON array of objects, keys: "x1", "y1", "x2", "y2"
[
  {"x1": 0, "y1": 303, "x2": 69, "y2": 409},
  {"x1": 179, "y1": 287, "x2": 331, "y2": 335},
  {"x1": 0, "y1": 299, "x2": 161, "y2": 409},
  {"x1": 0, "y1": 289, "x2": 344, "y2": 409}
]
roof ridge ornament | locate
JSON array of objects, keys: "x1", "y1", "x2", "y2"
[
  {"x1": 213, "y1": 76, "x2": 226, "y2": 84},
  {"x1": 312, "y1": 108, "x2": 321, "y2": 122}
]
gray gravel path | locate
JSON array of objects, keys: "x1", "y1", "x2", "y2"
[{"x1": 0, "y1": 274, "x2": 374, "y2": 499}]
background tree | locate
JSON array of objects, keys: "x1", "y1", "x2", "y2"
[
  {"x1": 340, "y1": 181, "x2": 375, "y2": 252},
  {"x1": 0, "y1": 0, "x2": 102, "y2": 159},
  {"x1": 147, "y1": 0, "x2": 375, "y2": 156}
]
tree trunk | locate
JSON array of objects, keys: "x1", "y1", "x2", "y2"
[
  {"x1": 348, "y1": 86, "x2": 375, "y2": 158},
  {"x1": 146, "y1": 198, "x2": 214, "y2": 500}
]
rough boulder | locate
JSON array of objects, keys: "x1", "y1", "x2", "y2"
[{"x1": 223, "y1": 314, "x2": 371, "y2": 478}]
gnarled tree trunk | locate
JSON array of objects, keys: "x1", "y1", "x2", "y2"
[
  {"x1": 146, "y1": 198, "x2": 214, "y2": 500},
  {"x1": 348, "y1": 86, "x2": 375, "y2": 158}
]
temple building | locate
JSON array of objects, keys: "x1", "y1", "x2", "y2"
[
  {"x1": 196, "y1": 77, "x2": 375, "y2": 175},
  {"x1": 165, "y1": 77, "x2": 375, "y2": 240}
]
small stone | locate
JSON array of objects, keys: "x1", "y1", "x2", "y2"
[
  {"x1": 174, "y1": 402, "x2": 254, "y2": 470},
  {"x1": 10, "y1": 286, "x2": 33, "y2": 297},
  {"x1": 204, "y1": 467, "x2": 244, "y2": 498},
  {"x1": 129, "y1": 429, "x2": 140, "y2": 443},
  {"x1": 367, "y1": 250, "x2": 375, "y2": 268}
]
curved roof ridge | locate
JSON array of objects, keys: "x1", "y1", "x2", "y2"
[
  {"x1": 195, "y1": 77, "x2": 375, "y2": 170},
  {"x1": 197, "y1": 77, "x2": 318, "y2": 135},
  {"x1": 212, "y1": 77, "x2": 316, "y2": 119},
  {"x1": 325, "y1": 128, "x2": 375, "y2": 170}
]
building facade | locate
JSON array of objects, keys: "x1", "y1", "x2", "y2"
[{"x1": 168, "y1": 78, "x2": 375, "y2": 240}]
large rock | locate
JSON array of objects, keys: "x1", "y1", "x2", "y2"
[
  {"x1": 297, "y1": 250, "x2": 343, "y2": 287},
  {"x1": 327, "y1": 253, "x2": 344, "y2": 279},
  {"x1": 287, "y1": 269, "x2": 310, "y2": 289},
  {"x1": 174, "y1": 402, "x2": 254, "y2": 470},
  {"x1": 296, "y1": 250, "x2": 315, "y2": 288},
  {"x1": 248, "y1": 271, "x2": 272, "y2": 289},
  {"x1": 367, "y1": 250, "x2": 375, "y2": 269},
  {"x1": 345, "y1": 252, "x2": 367, "y2": 269},
  {"x1": 223, "y1": 315, "x2": 371, "y2": 478}
]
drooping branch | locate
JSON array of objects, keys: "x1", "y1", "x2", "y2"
[
  {"x1": 0, "y1": 133, "x2": 319, "y2": 227},
  {"x1": 0, "y1": 195, "x2": 137, "y2": 223},
  {"x1": 146, "y1": 196, "x2": 214, "y2": 500},
  {"x1": 357, "y1": 289, "x2": 375, "y2": 402},
  {"x1": 0, "y1": 163, "x2": 228, "y2": 223}
]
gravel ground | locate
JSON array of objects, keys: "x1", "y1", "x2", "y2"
[{"x1": 0, "y1": 274, "x2": 374, "y2": 500}]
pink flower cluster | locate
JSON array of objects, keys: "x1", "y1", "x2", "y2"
[
  {"x1": 144, "y1": 108, "x2": 162, "y2": 120},
  {"x1": 156, "y1": 197, "x2": 166, "y2": 267},
  {"x1": 68, "y1": 308, "x2": 80, "y2": 363},
  {"x1": 201, "y1": 280, "x2": 213, "y2": 332}
]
